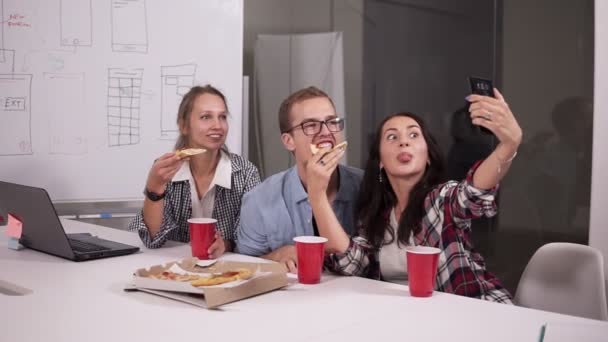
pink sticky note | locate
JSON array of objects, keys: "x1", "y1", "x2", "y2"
[{"x1": 5, "y1": 214, "x2": 23, "y2": 238}]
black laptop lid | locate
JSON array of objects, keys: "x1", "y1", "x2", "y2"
[{"x1": 0, "y1": 181, "x2": 75, "y2": 260}]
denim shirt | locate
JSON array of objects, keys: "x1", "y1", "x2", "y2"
[{"x1": 236, "y1": 164, "x2": 363, "y2": 256}]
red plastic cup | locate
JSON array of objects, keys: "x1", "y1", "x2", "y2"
[
  {"x1": 406, "y1": 246, "x2": 441, "y2": 297},
  {"x1": 293, "y1": 236, "x2": 328, "y2": 284},
  {"x1": 188, "y1": 218, "x2": 217, "y2": 260}
]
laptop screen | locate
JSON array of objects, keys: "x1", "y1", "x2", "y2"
[{"x1": 0, "y1": 181, "x2": 75, "y2": 259}]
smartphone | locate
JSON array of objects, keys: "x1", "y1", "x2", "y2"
[
  {"x1": 467, "y1": 76, "x2": 494, "y2": 135},
  {"x1": 468, "y1": 76, "x2": 495, "y2": 97}
]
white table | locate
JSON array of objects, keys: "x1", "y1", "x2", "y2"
[{"x1": 1, "y1": 219, "x2": 607, "y2": 342}]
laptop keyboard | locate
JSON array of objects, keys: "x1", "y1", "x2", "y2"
[{"x1": 68, "y1": 239, "x2": 110, "y2": 252}]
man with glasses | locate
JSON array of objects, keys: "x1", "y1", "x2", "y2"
[{"x1": 237, "y1": 87, "x2": 363, "y2": 272}]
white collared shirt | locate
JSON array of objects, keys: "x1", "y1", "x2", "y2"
[{"x1": 171, "y1": 151, "x2": 232, "y2": 218}]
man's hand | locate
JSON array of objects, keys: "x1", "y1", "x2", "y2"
[
  {"x1": 263, "y1": 245, "x2": 298, "y2": 273},
  {"x1": 306, "y1": 146, "x2": 345, "y2": 197}
]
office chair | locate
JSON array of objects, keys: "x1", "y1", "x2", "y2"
[{"x1": 515, "y1": 242, "x2": 608, "y2": 321}]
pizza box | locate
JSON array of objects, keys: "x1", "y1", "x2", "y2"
[{"x1": 129, "y1": 258, "x2": 288, "y2": 309}]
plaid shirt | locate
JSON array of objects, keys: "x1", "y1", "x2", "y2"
[
  {"x1": 327, "y1": 162, "x2": 513, "y2": 304},
  {"x1": 129, "y1": 153, "x2": 260, "y2": 248}
]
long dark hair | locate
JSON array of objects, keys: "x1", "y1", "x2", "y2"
[{"x1": 355, "y1": 112, "x2": 446, "y2": 248}]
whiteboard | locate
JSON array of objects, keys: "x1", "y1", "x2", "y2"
[{"x1": 0, "y1": 0, "x2": 243, "y2": 202}]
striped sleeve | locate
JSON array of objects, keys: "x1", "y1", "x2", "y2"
[
  {"x1": 128, "y1": 182, "x2": 191, "y2": 248},
  {"x1": 443, "y1": 161, "x2": 499, "y2": 221},
  {"x1": 326, "y1": 236, "x2": 375, "y2": 277}
]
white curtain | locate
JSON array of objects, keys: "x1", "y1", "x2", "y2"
[{"x1": 252, "y1": 32, "x2": 345, "y2": 178}]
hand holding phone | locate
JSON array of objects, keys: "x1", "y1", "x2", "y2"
[{"x1": 468, "y1": 76, "x2": 495, "y2": 135}]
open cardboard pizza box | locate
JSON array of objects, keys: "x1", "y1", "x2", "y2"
[{"x1": 130, "y1": 258, "x2": 288, "y2": 309}]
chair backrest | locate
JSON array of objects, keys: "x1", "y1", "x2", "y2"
[{"x1": 515, "y1": 242, "x2": 608, "y2": 321}]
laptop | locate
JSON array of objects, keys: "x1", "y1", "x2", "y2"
[{"x1": 0, "y1": 181, "x2": 139, "y2": 261}]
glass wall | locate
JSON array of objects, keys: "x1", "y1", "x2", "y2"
[
  {"x1": 495, "y1": 0, "x2": 594, "y2": 291},
  {"x1": 361, "y1": 0, "x2": 594, "y2": 292}
]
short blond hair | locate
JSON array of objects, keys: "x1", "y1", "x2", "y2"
[{"x1": 278, "y1": 86, "x2": 335, "y2": 133}]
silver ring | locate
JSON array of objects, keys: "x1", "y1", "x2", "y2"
[{"x1": 485, "y1": 112, "x2": 492, "y2": 120}]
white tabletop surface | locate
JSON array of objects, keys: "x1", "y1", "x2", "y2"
[{"x1": 1, "y1": 219, "x2": 607, "y2": 342}]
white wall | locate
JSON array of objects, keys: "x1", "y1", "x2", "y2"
[
  {"x1": 243, "y1": 0, "x2": 364, "y2": 174},
  {"x1": 333, "y1": 0, "x2": 364, "y2": 170},
  {"x1": 590, "y1": 0, "x2": 608, "y2": 290}
]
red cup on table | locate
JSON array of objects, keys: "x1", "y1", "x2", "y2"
[
  {"x1": 187, "y1": 218, "x2": 217, "y2": 260},
  {"x1": 406, "y1": 246, "x2": 441, "y2": 297},
  {"x1": 293, "y1": 236, "x2": 328, "y2": 284}
]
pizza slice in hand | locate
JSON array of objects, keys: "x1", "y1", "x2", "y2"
[
  {"x1": 310, "y1": 141, "x2": 348, "y2": 155},
  {"x1": 175, "y1": 148, "x2": 206, "y2": 158}
]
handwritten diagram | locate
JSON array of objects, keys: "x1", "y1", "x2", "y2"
[
  {"x1": 111, "y1": 0, "x2": 148, "y2": 53},
  {"x1": 0, "y1": 74, "x2": 33, "y2": 155},
  {"x1": 160, "y1": 64, "x2": 196, "y2": 139},
  {"x1": 0, "y1": 49, "x2": 14, "y2": 73},
  {"x1": 43, "y1": 73, "x2": 87, "y2": 155},
  {"x1": 107, "y1": 68, "x2": 143, "y2": 146},
  {"x1": 0, "y1": 1, "x2": 4, "y2": 63},
  {"x1": 60, "y1": 0, "x2": 92, "y2": 47}
]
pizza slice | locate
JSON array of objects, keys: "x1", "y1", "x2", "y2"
[
  {"x1": 310, "y1": 141, "x2": 348, "y2": 155},
  {"x1": 175, "y1": 148, "x2": 206, "y2": 158},
  {"x1": 190, "y1": 268, "x2": 253, "y2": 287},
  {"x1": 148, "y1": 271, "x2": 201, "y2": 282}
]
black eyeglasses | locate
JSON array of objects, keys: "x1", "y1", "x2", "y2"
[{"x1": 284, "y1": 117, "x2": 345, "y2": 136}]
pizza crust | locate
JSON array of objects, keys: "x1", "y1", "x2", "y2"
[
  {"x1": 147, "y1": 268, "x2": 254, "y2": 287},
  {"x1": 190, "y1": 268, "x2": 253, "y2": 287},
  {"x1": 310, "y1": 141, "x2": 348, "y2": 155},
  {"x1": 175, "y1": 148, "x2": 206, "y2": 158},
  {"x1": 148, "y1": 271, "x2": 201, "y2": 282}
]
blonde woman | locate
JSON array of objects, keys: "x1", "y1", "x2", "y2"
[{"x1": 129, "y1": 85, "x2": 260, "y2": 257}]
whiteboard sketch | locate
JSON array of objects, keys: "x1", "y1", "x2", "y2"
[
  {"x1": 0, "y1": 74, "x2": 33, "y2": 155},
  {"x1": 107, "y1": 68, "x2": 143, "y2": 146},
  {"x1": 0, "y1": 49, "x2": 15, "y2": 73},
  {"x1": 0, "y1": 0, "x2": 244, "y2": 201},
  {"x1": 160, "y1": 63, "x2": 196, "y2": 139},
  {"x1": 60, "y1": 0, "x2": 92, "y2": 47},
  {"x1": 22, "y1": 49, "x2": 71, "y2": 73},
  {"x1": 43, "y1": 73, "x2": 87, "y2": 155},
  {"x1": 111, "y1": 0, "x2": 148, "y2": 53},
  {"x1": 0, "y1": 0, "x2": 4, "y2": 63}
]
